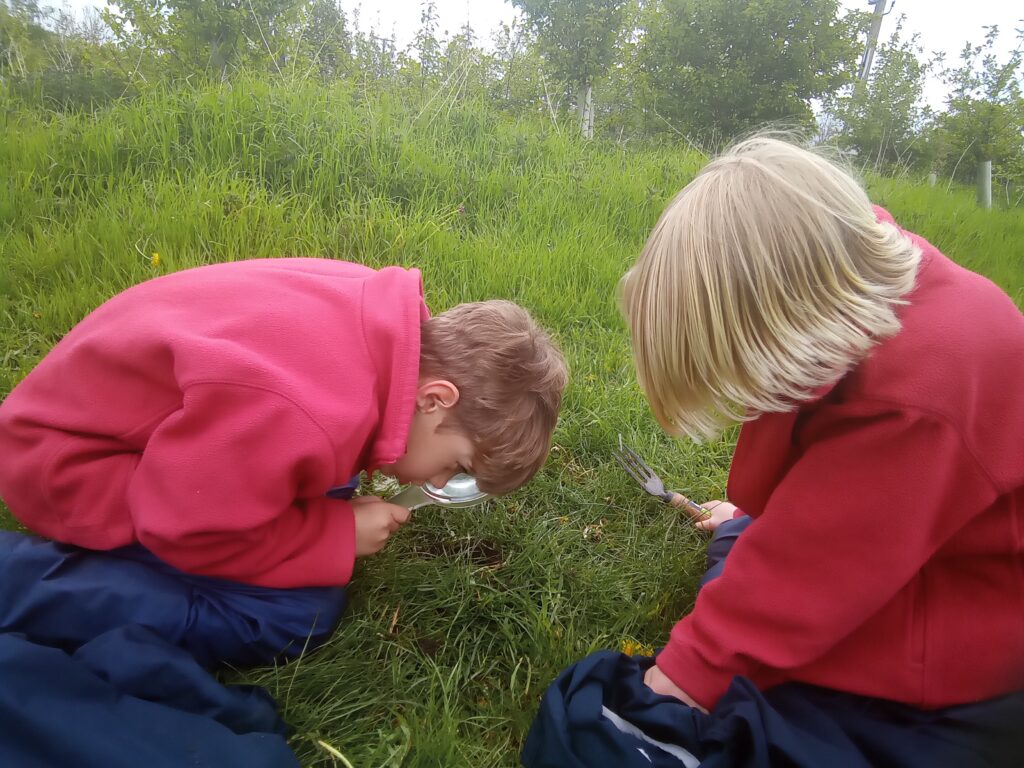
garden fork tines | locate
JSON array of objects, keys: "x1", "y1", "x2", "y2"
[{"x1": 612, "y1": 434, "x2": 710, "y2": 521}]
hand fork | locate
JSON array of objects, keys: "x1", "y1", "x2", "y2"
[{"x1": 612, "y1": 435, "x2": 711, "y2": 521}]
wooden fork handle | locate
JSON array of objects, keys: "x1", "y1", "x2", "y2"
[{"x1": 665, "y1": 492, "x2": 711, "y2": 520}]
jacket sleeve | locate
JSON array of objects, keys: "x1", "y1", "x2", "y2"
[
  {"x1": 655, "y1": 403, "x2": 999, "y2": 710},
  {"x1": 127, "y1": 382, "x2": 357, "y2": 588}
]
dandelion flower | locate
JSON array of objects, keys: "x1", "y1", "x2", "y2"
[{"x1": 619, "y1": 639, "x2": 654, "y2": 657}]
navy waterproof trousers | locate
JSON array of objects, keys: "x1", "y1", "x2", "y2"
[
  {"x1": 0, "y1": 531, "x2": 347, "y2": 768},
  {"x1": 522, "y1": 516, "x2": 1024, "y2": 768}
]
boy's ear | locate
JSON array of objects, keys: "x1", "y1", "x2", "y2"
[{"x1": 416, "y1": 379, "x2": 460, "y2": 412}]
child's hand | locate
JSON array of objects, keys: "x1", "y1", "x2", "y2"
[
  {"x1": 643, "y1": 664, "x2": 708, "y2": 713},
  {"x1": 694, "y1": 500, "x2": 738, "y2": 533},
  {"x1": 352, "y1": 496, "x2": 411, "y2": 556}
]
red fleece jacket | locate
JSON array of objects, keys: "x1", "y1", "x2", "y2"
[
  {"x1": 656, "y1": 209, "x2": 1024, "y2": 711},
  {"x1": 0, "y1": 259, "x2": 428, "y2": 588}
]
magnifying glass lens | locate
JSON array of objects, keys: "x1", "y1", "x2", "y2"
[{"x1": 423, "y1": 473, "x2": 487, "y2": 503}]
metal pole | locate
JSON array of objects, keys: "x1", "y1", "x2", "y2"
[
  {"x1": 977, "y1": 161, "x2": 992, "y2": 209},
  {"x1": 859, "y1": 0, "x2": 888, "y2": 81},
  {"x1": 577, "y1": 82, "x2": 594, "y2": 139}
]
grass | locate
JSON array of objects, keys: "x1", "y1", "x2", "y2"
[{"x1": 2, "y1": 77, "x2": 1022, "y2": 767}]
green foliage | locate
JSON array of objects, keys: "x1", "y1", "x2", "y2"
[
  {"x1": 928, "y1": 26, "x2": 1024, "y2": 189},
  {"x1": 1, "y1": 0, "x2": 1021, "y2": 187},
  {"x1": 512, "y1": 0, "x2": 630, "y2": 129},
  {"x1": 638, "y1": 0, "x2": 862, "y2": 141},
  {"x1": 291, "y1": 0, "x2": 351, "y2": 80},
  {"x1": 489, "y1": 19, "x2": 550, "y2": 117},
  {"x1": 824, "y1": 17, "x2": 933, "y2": 171},
  {"x1": 2, "y1": 2, "x2": 133, "y2": 110},
  {"x1": 348, "y1": 7, "x2": 400, "y2": 83},
  {"x1": 512, "y1": 0, "x2": 629, "y2": 89},
  {"x1": 413, "y1": 0, "x2": 442, "y2": 81},
  {"x1": 593, "y1": 0, "x2": 651, "y2": 138},
  {"x1": 101, "y1": 0, "x2": 308, "y2": 77},
  {"x1": 1, "y1": 0, "x2": 52, "y2": 76}
]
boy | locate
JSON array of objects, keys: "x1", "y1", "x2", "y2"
[{"x1": 0, "y1": 258, "x2": 566, "y2": 656}]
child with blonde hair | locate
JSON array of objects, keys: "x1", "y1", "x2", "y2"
[{"x1": 524, "y1": 137, "x2": 1024, "y2": 767}]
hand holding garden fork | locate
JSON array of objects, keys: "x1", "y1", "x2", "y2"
[{"x1": 612, "y1": 435, "x2": 711, "y2": 522}]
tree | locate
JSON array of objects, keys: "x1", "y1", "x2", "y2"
[
  {"x1": 824, "y1": 17, "x2": 933, "y2": 171},
  {"x1": 638, "y1": 0, "x2": 862, "y2": 143},
  {"x1": 348, "y1": 3, "x2": 399, "y2": 83},
  {"x1": 511, "y1": 0, "x2": 631, "y2": 137},
  {"x1": 1, "y1": 0, "x2": 53, "y2": 77},
  {"x1": 489, "y1": 18, "x2": 551, "y2": 118},
  {"x1": 1, "y1": 2, "x2": 135, "y2": 109},
  {"x1": 291, "y1": 0, "x2": 350, "y2": 79},
  {"x1": 928, "y1": 26, "x2": 1023, "y2": 191},
  {"x1": 596, "y1": 0, "x2": 652, "y2": 139},
  {"x1": 413, "y1": 0, "x2": 441, "y2": 84},
  {"x1": 102, "y1": 0, "x2": 308, "y2": 78}
]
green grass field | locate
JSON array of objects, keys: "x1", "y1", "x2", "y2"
[{"x1": 2, "y1": 78, "x2": 1022, "y2": 767}]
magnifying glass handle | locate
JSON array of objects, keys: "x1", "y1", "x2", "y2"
[{"x1": 389, "y1": 485, "x2": 432, "y2": 510}]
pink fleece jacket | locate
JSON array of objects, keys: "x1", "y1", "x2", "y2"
[
  {"x1": 0, "y1": 258, "x2": 428, "y2": 588},
  {"x1": 656, "y1": 209, "x2": 1024, "y2": 711}
]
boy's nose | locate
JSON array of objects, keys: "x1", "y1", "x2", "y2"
[{"x1": 430, "y1": 470, "x2": 456, "y2": 489}]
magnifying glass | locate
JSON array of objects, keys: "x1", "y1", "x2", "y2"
[{"x1": 388, "y1": 473, "x2": 492, "y2": 510}]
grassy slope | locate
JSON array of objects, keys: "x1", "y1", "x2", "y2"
[{"x1": 2, "y1": 79, "x2": 1021, "y2": 766}]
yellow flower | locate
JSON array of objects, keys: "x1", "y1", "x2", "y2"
[
  {"x1": 619, "y1": 639, "x2": 655, "y2": 657},
  {"x1": 151, "y1": 252, "x2": 161, "y2": 267}
]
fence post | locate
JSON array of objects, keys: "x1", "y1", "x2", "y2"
[
  {"x1": 977, "y1": 161, "x2": 992, "y2": 209},
  {"x1": 577, "y1": 83, "x2": 594, "y2": 139}
]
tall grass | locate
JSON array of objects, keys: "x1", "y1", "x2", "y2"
[
  {"x1": 867, "y1": 176, "x2": 1024, "y2": 306},
  {"x1": 1, "y1": 78, "x2": 1021, "y2": 766}
]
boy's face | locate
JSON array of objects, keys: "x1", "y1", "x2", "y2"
[{"x1": 378, "y1": 380, "x2": 477, "y2": 490}]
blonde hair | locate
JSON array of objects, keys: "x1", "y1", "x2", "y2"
[
  {"x1": 620, "y1": 135, "x2": 921, "y2": 439},
  {"x1": 419, "y1": 300, "x2": 567, "y2": 495}
]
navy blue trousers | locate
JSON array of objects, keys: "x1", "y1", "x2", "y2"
[
  {"x1": 699, "y1": 514, "x2": 753, "y2": 590},
  {"x1": 0, "y1": 531, "x2": 347, "y2": 768},
  {"x1": 522, "y1": 515, "x2": 1024, "y2": 768}
]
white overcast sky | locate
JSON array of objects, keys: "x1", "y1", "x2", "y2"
[{"x1": 54, "y1": 0, "x2": 1023, "y2": 108}]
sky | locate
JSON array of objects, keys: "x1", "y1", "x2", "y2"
[{"x1": 55, "y1": 0, "x2": 1023, "y2": 109}]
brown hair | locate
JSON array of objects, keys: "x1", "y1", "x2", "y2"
[{"x1": 419, "y1": 300, "x2": 567, "y2": 495}]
